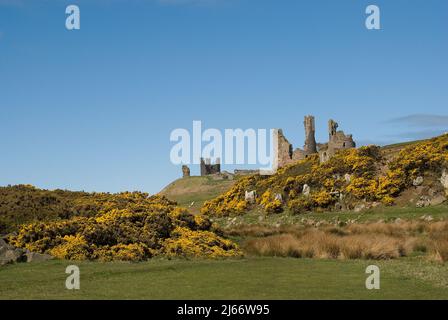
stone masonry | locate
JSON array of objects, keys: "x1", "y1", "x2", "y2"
[
  {"x1": 200, "y1": 158, "x2": 221, "y2": 176},
  {"x1": 275, "y1": 116, "x2": 356, "y2": 168},
  {"x1": 318, "y1": 119, "x2": 356, "y2": 163},
  {"x1": 182, "y1": 165, "x2": 190, "y2": 178}
]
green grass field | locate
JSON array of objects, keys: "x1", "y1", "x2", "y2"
[{"x1": 1, "y1": 257, "x2": 448, "y2": 300}]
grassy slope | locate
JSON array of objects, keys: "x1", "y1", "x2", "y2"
[
  {"x1": 1, "y1": 257, "x2": 447, "y2": 299},
  {"x1": 212, "y1": 204, "x2": 448, "y2": 229},
  {"x1": 159, "y1": 176, "x2": 236, "y2": 213}
]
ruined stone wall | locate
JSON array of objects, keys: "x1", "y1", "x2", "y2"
[
  {"x1": 273, "y1": 116, "x2": 356, "y2": 168},
  {"x1": 292, "y1": 148, "x2": 306, "y2": 161},
  {"x1": 276, "y1": 129, "x2": 295, "y2": 168},
  {"x1": 319, "y1": 119, "x2": 356, "y2": 162},
  {"x1": 200, "y1": 158, "x2": 221, "y2": 176},
  {"x1": 234, "y1": 169, "x2": 260, "y2": 176}
]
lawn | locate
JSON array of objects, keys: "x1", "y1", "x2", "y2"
[{"x1": 1, "y1": 257, "x2": 447, "y2": 300}]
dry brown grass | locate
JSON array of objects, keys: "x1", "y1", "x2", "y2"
[
  {"x1": 242, "y1": 221, "x2": 448, "y2": 262},
  {"x1": 428, "y1": 228, "x2": 448, "y2": 262}
]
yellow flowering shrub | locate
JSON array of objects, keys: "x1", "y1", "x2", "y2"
[
  {"x1": 259, "y1": 190, "x2": 283, "y2": 214},
  {"x1": 345, "y1": 177, "x2": 378, "y2": 200},
  {"x1": 311, "y1": 190, "x2": 334, "y2": 207},
  {"x1": 201, "y1": 176, "x2": 259, "y2": 216},
  {"x1": 389, "y1": 135, "x2": 448, "y2": 179},
  {"x1": 163, "y1": 227, "x2": 242, "y2": 258},
  {"x1": 287, "y1": 197, "x2": 313, "y2": 214},
  {"x1": 201, "y1": 135, "x2": 448, "y2": 215},
  {"x1": 94, "y1": 243, "x2": 151, "y2": 262},
  {"x1": 48, "y1": 235, "x2": 90, "y2": 260},
  {"x1": 8, "y1": 194, "x2": 240, "y2": 261}
]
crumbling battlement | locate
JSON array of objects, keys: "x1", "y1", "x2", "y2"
[
  {"x1": 200, "y1": 158, "x2": 221, "y2": 176},
  {"x1": 318, "y1": 119, "x2": 356, "y2": 163},
  {"x1": 276, "y1": 116, "x2": 356, "y2": 168}
]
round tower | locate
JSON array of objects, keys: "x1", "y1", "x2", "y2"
[{"x1": 303, "y1": 115, "x2": 317, "y2": 155}]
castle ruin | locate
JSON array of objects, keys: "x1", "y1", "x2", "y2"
[
  {"x1": 276, "y1": 116, "x2": 356, "y2": 168},
  {"x1": 181, "y1": 116, "x2": 355, "y2": 177},
  {"x1": 318, "y1": 119, "x2": 356, "y2": 163},
  {"x1": 200, "y1": 158, "x2": 221, "y2": 176}
]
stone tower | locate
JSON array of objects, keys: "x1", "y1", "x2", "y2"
[
  {"x1": 182, "y1": 165, "x2": 190, "y2": 178},
  {"x1": 303, "y1": 115, "x2": 317, "y2": 155},
  {"x1": 328, "y1": 119, "x2": 338, "y2": 139}
]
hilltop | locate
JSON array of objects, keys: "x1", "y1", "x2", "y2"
[
  {"x1": 201, "y1": 135, "x2": 448, "y2": 217},
  {"x1": 159, "y1": 175, "x2": 236, "y2": 214},
  {"x1": 158, "y1": 136, "x2": 445, "y2": 218}
]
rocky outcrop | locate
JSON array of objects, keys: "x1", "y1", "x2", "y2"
[
  {"x1": 413, "y1": 176, "x2": 424, "y2": 186},
  {"x1": 0, "y1": 238, "x2": 52, "y2": 266},
  {"x1": 441, "y1": 169, "x2": 448, "y2": 194},
  {"x1": 302, "y1": 184, "x2": 310, "y2": 197},
  {"x1": 416, "y1": 196, "x2": 431, "y2": 208},
  {"x1": 344, "y1": 173, "x2": 352, "y2": 184},
  {"x1": 245, "y1": 190, "x2": 257, "y2": 204},
  {"x1": 25, "y1": 250, "x2": 53, "y2": 263},
  {"x1": 354, "y1": 203, "x2": 367, "y2": 213},
  {"x1": 0, "y1": 238, "x2": 24, "y2": 265},
  {"x1": 415, "y1": 194, "x2": 445, "y2": 208}
]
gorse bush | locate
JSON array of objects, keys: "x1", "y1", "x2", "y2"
[
  {"x1": 201, "y1": 135, "x2": 448, "y2": 216},
  {"x1": 0, "y1": 185, "x2": 178, "y2": 233},
  {"x1": 201, "y1": 176, "x2": 259, "y2": 216},
  {"x1": 8, "y1": 193, "x2": 241, "y2": 261},
  {"x1": 259, "y1": 190, "x2": 283, "y2": 214},
  {"x1": 163, "y1": 227, "x2": 241, "y2": 258}
]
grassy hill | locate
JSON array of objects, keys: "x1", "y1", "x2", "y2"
[
  {"x1": 159, "y1": 175, "x2": 236, "y2": 214},
  {"x1": 381, "y1": 139, "x2": 426, "y2": 161},
  {"x1": 158, "y1": 139, "x2": 425, "y2": 216},
  {"x1": 0, "y1": 185, "x2": 96, "y2": 234},
  {"x1": 201, "y1": 134, "x2": 448, "y2": 217}
]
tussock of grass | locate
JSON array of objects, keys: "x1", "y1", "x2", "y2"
[{"x1": 242, "y1": 221, "x2": 448, "y2": 262}]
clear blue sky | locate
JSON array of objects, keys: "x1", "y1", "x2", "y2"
[{"x1": 0, "y1": 0, "x2": 447, "y2": 193}]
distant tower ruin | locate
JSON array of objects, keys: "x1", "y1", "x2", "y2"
[
  {"x1": 182, "y1": 165, "x2": 190, "y2": 178},
  {"x1": 303, "y1": 115, "x2": 317, "y2": 155},
  {"x1": 200, "y1": 158, "x2": 221, "y2": 176},
  {"x1": 275, "y1": 116, "x2": 319, "y2": 168}
]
